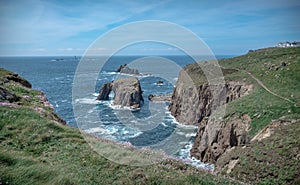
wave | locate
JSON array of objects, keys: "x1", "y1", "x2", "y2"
[
  {"x1": 176, "y1": 141, "x2": 214, "y2": 170},
  {"x1": 84, "y1": 127, "x2": 107, "y2": 134},
  {"x1": 109, "y1": 103, "x2": 140, "y2": 111},
  {"x1": 74, "y1": 97, "x2": 101, "y2": 104}
]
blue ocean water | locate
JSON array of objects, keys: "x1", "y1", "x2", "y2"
[{"x1": 0, "y1": 55, "x2": 233, "y2": 169}]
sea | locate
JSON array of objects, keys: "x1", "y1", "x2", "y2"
[{"x1": 0, "y1": 55, "x2": 233, "y2": 170}]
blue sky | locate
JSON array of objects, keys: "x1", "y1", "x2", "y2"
[{"x1": 0, "y1": 0, "x2": 299, "y2": 56}]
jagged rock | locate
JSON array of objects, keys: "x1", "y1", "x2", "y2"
[
  {"x1": 0, "y1": 86, "x2": 20, "y2": 103},
  {"x1": 97, "y1": 78, "x2": 144, "y2": 108},
  {"x1": 169, "y1": 79, "x2": 253, "y2": 126},
  {"x1": 97, "y1": 82, "x2": 113, "y2": 100},
  {"x1": 148, "y1": 94, "x2": 154, "y2": 100},
  {"x1": 169, "y1": 67, "x2": 253, "y2": 163},
  {"x1": 117, "y1": 64, "x2": 126, "y2": 72},
  {"x1": 156, "y1": 80, "x2": 164, "y2": 85},
  {"x1": 117, "y1": 64, "x2": 140, "y2": 75},
  {"x1": 6, "y1": 74, "x2": 32, "y2": 88},
  {"x1": 148, "y1": 94, "x2": 171, "y2": 102},
  {"x1": 0, "y1": 69, "x2": 32, "y2": 88},
  {"x1": 190, "y1": 114, "x2": 251, "y2": 164}
]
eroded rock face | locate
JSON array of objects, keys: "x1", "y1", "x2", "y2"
[
  {"x1": 169, "y1": 79, "x2": 253, "y2": 126},
  {"x1": 97, "y1": 78, "x2": 144, "y2": 108},
  {"x1": 169, "y1": 67, "x2": 253, "y2": 163},
  {"x1": 190, "y1": 114, "x2": 251, "y2": 164},
  {"x1": 97, "y1": 82, "x2": 113, "y2": 100}
]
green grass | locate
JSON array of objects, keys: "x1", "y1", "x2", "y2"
[
  {"x1": 216, "y1": 121, "x2": 300, "y2": 184},
  {"x1": 0, "y1": 106, "x2": 232, "y2": 185},
  {"x1": 0, "y1": 68, "x2": 234, "y2": 184},
  {"x1": 183, "y1": 47, "x2": 300, "y2": 184},
  {"x1": 185, "y1": 47, "x2": 300, "y2": 136},
  {"x1": 219, "y1": 47, "x2": 300, "y2": 104}
]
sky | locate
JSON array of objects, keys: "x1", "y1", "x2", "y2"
[{"x1": 0, "y1": 0, "x2": 299, "y2": 56}]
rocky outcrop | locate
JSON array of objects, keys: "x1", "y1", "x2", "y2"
[
  {"x1": 0, "y1": 68, "x2": 66, "y2": 125},
  {"x1": 190, "y1": 114, "x2": 251, "y2": 163},
  {"x1": 97, "y1": 82, "x2": 113, "y2": 100},
  {"x1": 0, "y1": 86, "x2": 20, "y2": 103},
  {"x1": 148, "y1": 94, "x2": 171, "y2": 102},
  {"x1": 117, "y1": 64, "x2": 140, "y2": 75},
  {"x1": 6, "y1": 74, "x2": 32, "y2": 88},
  {"x1": 169, "y1": 66, "x2": 253, "y2": 163},
  {"x1": 97, "y1": 78, "x2": 144, "y2": 108},
  {"x1": 0, "y1": 69, "x2": 32, "y2": 88},
  {"x1": 169, "y1": 80, "x2": 253, "y2": 126}
]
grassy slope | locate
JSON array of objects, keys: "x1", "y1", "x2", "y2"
[
  {"x1": 186, "y1": 47, "x2": 300, "y2": 184},
  {"x1": 219, "y1": 47, "x2": 300, "y2": 136},
  {"x1": 0, "y1": 68, "x2": 233, "y2": 185}
]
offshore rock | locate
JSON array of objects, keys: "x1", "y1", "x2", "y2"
[
  {"x1": 97, "y1": 82, "x2": 113, "y2": 100},
  {"x1": 97, "y1": 78, "x2": 144, "y2": 108},
  {"x1": 148, "y1": 94, "x2": 171, "y2": 102},
  {"x1": 117, "y1": 64, "x2": 140, "y2": 75}
]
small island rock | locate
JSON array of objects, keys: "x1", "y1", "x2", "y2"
[
  {"x1": 117, "y1": 64, "x2": 140, "y2": 75},
  {"x1": 97, "y1": 78, "x2": 144, "y2": 108}
]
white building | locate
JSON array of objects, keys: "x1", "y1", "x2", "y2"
[{"x1": 276, "y1": 41, "x2": 300, "y2": 48}]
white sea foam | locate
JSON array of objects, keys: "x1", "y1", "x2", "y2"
[
  {"x1": 109, "y1": 103, "x2": 140, "y2": 111},
  {"x1": 165, "y1": 112, "x2": 198, "y2": 129},
  {"x1": 106, "y1": 126, "x2": 119, "y2": 135},
  {"x1": 102, "y1": 71, "x2": 117, "y2": 75},
  {"x1": 85, "y1": 127, "x2": 107, "y2": 134},
  {"x1": 92, "y1": 93, "x2": 99, "y2": 97},
  {"x1": 177, "y1": 141, "x2": 214, "y2": 170},
  {"x1": 128, "y1": 131, "x2": 143, "y2": 138},
  {"x1": 161, "y1": 122, "x2": 168, "y2": 127},
  {"x1": 75, "y1": 97, "x2": 101, "y2": 104}
]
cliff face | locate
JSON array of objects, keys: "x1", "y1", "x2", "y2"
[
  {"x1": 0, "y1": 68, "x2": 66, "y2": 125},
  {"x1": 169, "y1": 69, "x2": 253, "y2": 126},
  {"x1": 169, "y1": 66, "x2": 253, "y2": 163},
  {"x1": 97, "y1": 78, "x2": 144, "y2": 108},
  {"x1": 190, "y1": 114, "x2": 251, "y2": 163}
]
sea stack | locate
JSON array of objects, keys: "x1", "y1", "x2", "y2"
[{"x1": 97, "y1": 78, "x2": 144, "y2": 108}]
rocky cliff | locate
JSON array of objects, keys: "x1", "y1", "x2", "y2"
[
  {"x1": 97, "y1": 78, "x2": 144, "y2": 108},
  {"x1": 169, "y1": 64, "x2": 253, "y2": 163},
  {"x1": 190, "y1": 114, "x2": 251, "y2": 163},
  {"x1": 0, "y1": 68, "x2": 66, "y2": 125}
]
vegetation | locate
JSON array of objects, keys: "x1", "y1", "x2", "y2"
[
  {"x1": 185, "y1": 47, "x2": 300, "y2": 184},
  {"x1": 0, "y1": 68, "x2": 233, "y2": 185},
  {"x1": 1, "y1": 47, "x2": 299, "y2": 184}
]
